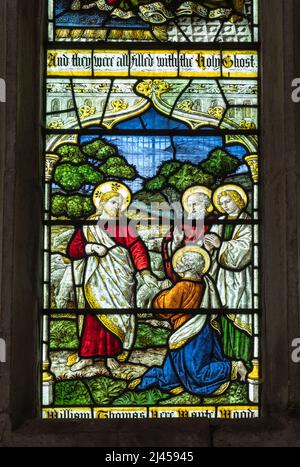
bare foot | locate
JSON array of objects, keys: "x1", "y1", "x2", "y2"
[
  {"x1": 70, "y1": 358, "x2": 93, "y2": 372},
  {"x1": 237, "y1": 361, "x2": 248, "y2": 382},
  {"x1": 106, "y1": 358, "x2": 120, "y2": 371}
]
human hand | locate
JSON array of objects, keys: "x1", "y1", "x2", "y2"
[
  {"x1": 142, "y1": 271, "x2": 159, "y2": 289},
  {"x1": 173, "y1": 226, "x2": 185, "y2": 249},
  {"x1": 204, "y1": 238, "x2": 214, "y2": 252},
  {"x1": 204, "y1": 234, "x2": 221, "y2": 250},
  {"x1": 196, "y1": 237, "x2": 204, "y2": 247},
  {"x1": 92, "y1": 244, "x2": 108, "y2": 257},
  {"x1": 161, "y1": 279, "x2": 172, "y2": 290}
]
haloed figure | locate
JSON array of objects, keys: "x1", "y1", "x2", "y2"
[
  {"x1": 204, "y1": 184, "x2": 253, "y2": 365},
  {"x1": 129, "y1": 246, "x2": 247, "y2": 396},
  {"x1": 67, "y1": 182, "x2": 157, "y2": 375},
  {"x1": 163, "y1": 186, "x2": 215, "y2": 283}
]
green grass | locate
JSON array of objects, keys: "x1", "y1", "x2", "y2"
[
  {"x1": 134, "y1": 324, "x2": 170, "y2": 349},
  {"x1": 53, "y1": 377, "x2": 248, "y2": 408},
  {"x1": 202, "y1": 382, "x2": 248, "y2": 405},
  {"x1": 160, "y1": 392, "x2": 202, "y2": 406},
  {"x1": 112, "y1": 388, "x2": 170, "y2": 406},
  {"x1": 50, "y1": 320, "x2": 79, "y2": 350},
  {"x1": 51, "y1": 319, "x2": 248, "y2": 409},
  {"x1": 113, "y1": 382, "x2": 247, "y2": 407},
  {"x1": 49, "y1": 320, "x2": 169, "y2": 351}
]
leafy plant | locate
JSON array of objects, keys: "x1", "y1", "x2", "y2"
[
  {"x1": 54, "y1": 380, "x2": 92, "y2": 405},
  {"x1": 85, "y1": 377, "x2": 127, "y2": 405}
]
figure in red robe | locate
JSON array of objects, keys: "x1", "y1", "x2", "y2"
[{"x1": 67, "y1": 185, "x2": 157, "y2": 373}]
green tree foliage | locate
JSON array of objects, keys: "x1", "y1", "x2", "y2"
[
  {"x1": 168, "y1": 163, "x2": 214, "y2": 192},
  {"x1": 52, "y1": 194, "x2": 93, "y2": 219},
  {"x1": 142, "y1": 148, "x2": 240, "y2": 198},
  {"x1": 78, "y1": 164, "x2": 104, "y2": 184},
  {"x1": 67, "y1": 195, "x2": 85, "y2": 218},
  {"x1": 144, "y1": 175, "x2": 167, "y2": 192},
  {"x1": 56, "y1": 144, "x2": 85, "y2": 164},
  {"x1": 52, "y1": 195, "x2": 67, "y2": 218},
  {"x1": 81, "y1": 139, "x2": 117, "y2": 160},
  {"x1": 142, "y1": 161, "x2": 180, "y2": 193},
  {"x1": 143, "y1": 161, "x2": 214, "y2": 195},
  {"x1": 159, "y1": 161, "x2": 181, "y2": 177},
  {"x1": 201, "y1": 148, "x2": 241, "y2": 180},
  {"x1": 100, "y1": 156, "x2": 137, "y2": 179},
  {"x1": 51, "y1": 138, "x2": 140, "y2": 219},
  {"x1": 53, "y1": 163, "x2": 103, "y2": 192},
  {"x1": 53, "y1": 140, "x2": 136, "y2": 194}
]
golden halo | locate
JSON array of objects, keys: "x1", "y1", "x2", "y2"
[
  {"x1": 93, "y1": 181, "x2": 132, "y2": 212},
  {"x1": 213, "y1": 184, "x2": 248, "y2": 214},
  {"x1": 172, "y1": 246, "x2": 211, "y2": 277},
  {"x1": 182, "y1": 186, "x2": 214, "y2": 214}
]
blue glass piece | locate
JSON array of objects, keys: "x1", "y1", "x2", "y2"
[
  {"x1": 116, "y1": 108, "x2": 189, "y2": 131},
  {"x1": 55, "y1": 0, "x2": 149, "y2": 29}
]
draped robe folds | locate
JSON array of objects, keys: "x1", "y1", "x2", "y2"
[
  {"x1": 68, "y1": 221, "x2": 150, "y2": 358},
  {"x1": 209, "y1": 212, "x2": 253, "y2": 364},
  {"x1": 137, "y1": 277, "x2": 232, "y2": 396}
]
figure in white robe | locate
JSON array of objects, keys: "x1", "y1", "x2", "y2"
[
  {"x1": 67, "y1": 182, "x2": 158, "y2": 374},
  {"x1": 204, "y1": 184, "x2": 253, "y2": 365}
]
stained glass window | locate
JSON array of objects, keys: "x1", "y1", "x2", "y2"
[{"x1": 43, "y1": 0, "x2": 260, "y2": 420}]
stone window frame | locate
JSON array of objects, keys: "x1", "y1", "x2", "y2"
[{"x1": 1, "y1": 0, "x2": 300, "y2": 446}]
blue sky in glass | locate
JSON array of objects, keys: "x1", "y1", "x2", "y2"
[
  {"x1": 73, "y1": 134, "x2": 249, "y2": 193},
  {"x1": 226, "y1": 145, "x2": 248, "y2": 173},
  {"x1": 116, "y1": 108, "x2": 189, "y2": 131}
]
